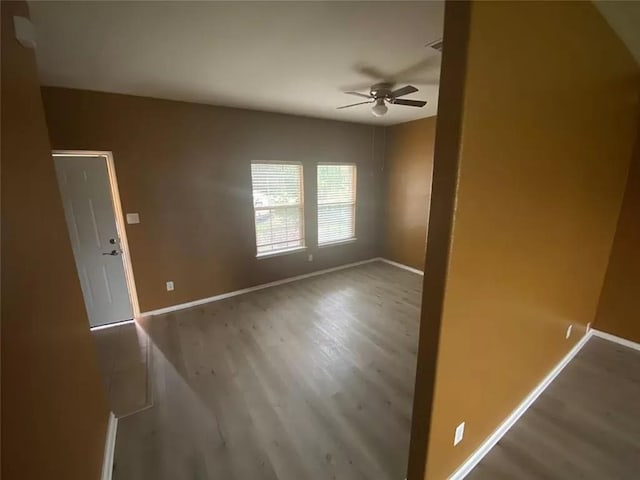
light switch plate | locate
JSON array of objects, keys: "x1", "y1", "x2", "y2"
[
  {"x1": 454, "y1": 422, "x2": 465, "y2": 446},
  {"x1": 126, "y1": 213, "x2": 140, "y2": 224}
]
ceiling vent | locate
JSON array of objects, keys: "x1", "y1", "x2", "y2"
[{"x1": 427, "y1": 39, "x2": 443, "y2": 53}]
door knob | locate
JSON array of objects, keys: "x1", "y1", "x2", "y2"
[{"x1": 102, "y1": 250, "x2": 121, "y2": 256}]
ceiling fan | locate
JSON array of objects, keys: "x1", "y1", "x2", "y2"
[{"x1": 337, "y1": 83, "x2": 427, "y2": 117}]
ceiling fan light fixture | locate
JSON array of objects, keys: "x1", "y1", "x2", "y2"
[
  {"x1": 371, "y1": 99, "x2": 388, "y2": 117},
  {"x1": 339, "y1": 83, "x2": 425, "y2": 115}
]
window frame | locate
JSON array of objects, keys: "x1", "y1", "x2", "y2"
[
  {"x1": 250, "y1": 160, "x2": 306, "y2": 258},
  {"x1": 316, "y1": 162, "x2": 357, "y2": 247}
]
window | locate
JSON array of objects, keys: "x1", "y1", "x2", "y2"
[
  {"x1": 317, "y1": 163, "x2": 356, "y2": 245},
  {"x1": 251, "y1": 162, "x2": 304, "y2": 256}
]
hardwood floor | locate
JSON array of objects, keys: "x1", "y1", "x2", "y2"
[
  {"x1": 94, "y1": 261, "x2": 640, "y2": 480},
  {"x1": 467, "y1": 337, "x2": 640, "y2": 480},
  {"x1": 98, "y1": 261, "x2": 423, "y2": 480}
]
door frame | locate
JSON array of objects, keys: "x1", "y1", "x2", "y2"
[{"x1": 53, "y1": 150, "x2": 141, "y2": 322}]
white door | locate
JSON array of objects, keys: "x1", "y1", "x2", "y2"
[{"x1": 54, "y1": 155, "x2": 133, "y2": 327}]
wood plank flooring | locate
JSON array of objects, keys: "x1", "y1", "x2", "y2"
[
  {"x1": 97, "y1": 261, "x2": 423, "y2": 480},
  {"x1": 93, "y1": 261, "x2": 640, "y2": 480},
  {"x1": 468, "y1": 337, "x2": 640, "y2": 480}
]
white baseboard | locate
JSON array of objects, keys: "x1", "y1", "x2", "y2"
[
  {"x1": 448, "y1": 330, "x2": 593, "y2": 480},
  {"x1": 101, "y1": 412, "x2": 118, "y2": 480},
  {"x1": 591, "y1": 328, "x2": 640, "y2": 352},
  {"x1": 378, "y1": 257, "x2": 424, "y2": 276},
  {"x1": 140, "y1": 257, "x2": 383, "y2": 317}
]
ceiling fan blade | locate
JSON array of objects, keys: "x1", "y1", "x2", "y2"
[
  {"x1": 337, "y1": 100, "x2": 374, "y2": 110},
  {"x1": 392, "y1": 56, "x2": 441, "y2": 79},
  {"x1": 401, "y1": 79, "x2": 439, "y2": 86},
  {"x1": 341, "y1": 81, "x2": 377, "y2": 92},
  {"x1": 344, "y1": 91, "x2": 372, "y2": 99},
  {"x1": 390, "y1": 85, "x2": 419, "y2": 98},
  {"x1": 392, "y1": 99, "x2": 427, "y2": 108},
  {"x1": 356, "y1": 64, "x2": 391, "y2": 81}
]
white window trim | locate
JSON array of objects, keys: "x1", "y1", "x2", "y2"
[
  {"x1": 317, "y1": 238, "x2": 358, "y2": 248},
  {"x1": 317, "y1": 162, "x2": 357, "y2": 246},
  {"x1": 256, "y1": 246, "x2": 307, "y2": 259},
  {"x1": 251, "y1": 160, "x2": 305, "y2": 257}
]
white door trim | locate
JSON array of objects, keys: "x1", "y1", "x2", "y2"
[{"x1": 52, "y1": 150, "x2": 140, "y2": 319}]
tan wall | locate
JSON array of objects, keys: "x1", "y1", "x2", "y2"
[
  {"x1": 41, "y1": 88, "x2": 384, "y2": 313},
  {"x1": 1, "y1": 2, "x2": 110, "y2": 479},
  {"x1": 409, "y1": 2, "x2": 640, "y2": 479},
  {"x1": 595, "y1": 129, "x2": 640, "y2": 343},
  {"x1": 384, "y1": 116, "x2": 436, "y2": 270}
]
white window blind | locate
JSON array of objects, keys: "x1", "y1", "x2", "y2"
[
  {"x1": 251, "y1": 162, "x2": 304, "y2": 255},
  {"x1": 317, "y1": 164, "x2": 356, "y2": 245}
]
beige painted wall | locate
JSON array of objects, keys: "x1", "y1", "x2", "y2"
[
  {"x1": 1, "y1": 2, "x2": 110, "y2": 479},
  {"x1": 595, "y1": 128, "x2": 640, "y2": 343},
  {"x1": 384, "y1": 117, "x2": 436, "y2": 271},
  {"x1": 42, "y1": 88, "x2": 384, "y2": 313},
  {"x1": 408, "y1": 2, "x2": 639, "y2": 479}
]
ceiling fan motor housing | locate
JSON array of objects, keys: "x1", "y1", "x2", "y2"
[
  {"x1": 370, "y1": 82, "x2": 394, "y2": 100},
  {"x1": 337, "y1": 82, "x2": 426, "y2": 115}
]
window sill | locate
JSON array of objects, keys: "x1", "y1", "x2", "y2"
[
  {"x1": 256, "y1": 246, "x2": 307, "y2": 259},
  {"x1": 318, "y1": 238, "x2": 357, "y2": 248}
]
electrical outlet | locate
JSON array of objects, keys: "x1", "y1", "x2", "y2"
[
  {"x1": 126, "y1": 212, "x2": 140, "y2": 224},
  {"x1": 166, "y1": 281, "x2": 174, "y2": 291},
  {"x1": 308, "y1": 254, "x2": 314, "y2": 262},
  {"x1": 566, "y1": 325, "x2": 572, "y2": 339},
  {"x1": 454, "y1": 422, "x2": 465, "y2": 446}
]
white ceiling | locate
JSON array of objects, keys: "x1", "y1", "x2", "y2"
[{"x1": 29, "y1": 1, "x2": 444, "y2": 126}]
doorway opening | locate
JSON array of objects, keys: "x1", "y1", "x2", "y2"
[{"x1": 52, "y1": 150, "x2": 139, "y2": 328}]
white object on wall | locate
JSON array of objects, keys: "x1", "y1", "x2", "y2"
[
  {"x1": 454, "y1": 422, "x2": 465, "y2": 446},
  {"x1": 126, "y1": 213, "x2": 140, "y2": 224},
  {"x1": 13, "y1": 16, "x2": 37, "y2": 49}
]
